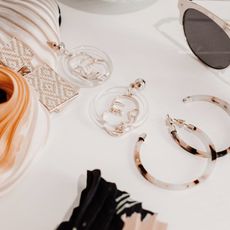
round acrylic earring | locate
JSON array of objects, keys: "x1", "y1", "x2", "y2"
[
  {"x1": 48, "y1": 42, "x2": 113, "y2": 88},
  {"x1": 90, "y1": 79, "x2": 148, "y2": 137},
  {"x1": 134, "y1": 115, "x2": 217, "y2": 190},
  {"x1": 178, "y1": 95, "x2": 230, "y2": 158}
]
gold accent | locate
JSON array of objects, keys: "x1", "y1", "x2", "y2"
[{"x1": 18, "y1": 66, "x2": 31, "y2": 76}]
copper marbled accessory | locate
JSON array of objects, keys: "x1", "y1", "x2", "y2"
[{"x1": 0, "y1": 65, "x2": 39, "y2": 193}]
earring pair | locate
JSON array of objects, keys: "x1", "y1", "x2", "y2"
[{"x1": 134, "y1": 95, "x2": 229, "y2": 190}]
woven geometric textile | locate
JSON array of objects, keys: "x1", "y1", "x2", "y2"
[
  {"x1": 0, "y1": 38, "x2": 33, "y2": 72},
  {"x1": 24, "y1": 64, "x2": 79, "y2": 112}
]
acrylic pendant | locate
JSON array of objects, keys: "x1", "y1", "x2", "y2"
[
  {"x1": 48, "y1": 42, "x2": 113, "y2": 88},
  {"x1": 90, "y1": 79, "x2": 148, "y2": 136}
]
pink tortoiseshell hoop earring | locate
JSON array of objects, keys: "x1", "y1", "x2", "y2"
[
  {"x1": 178, "y1": 95, "x2": 230, "y2": 159},
  {"x1": 134, "y1": 115, "x2": 217, "y2": 191}
]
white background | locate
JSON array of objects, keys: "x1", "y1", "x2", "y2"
[{"x1": 1, "y1": 0, "x2": 230, "y2": 229}]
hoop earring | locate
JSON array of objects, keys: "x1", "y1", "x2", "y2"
[
  {"x1": 180, "y1": 95, "x2": 230, "y2": 158},
  {"x1": 134, "y1": 115, "x2": 217, "y2": 190}
]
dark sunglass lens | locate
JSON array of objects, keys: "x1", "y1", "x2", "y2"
[
  {"x1": 183, "y1": 8, "x2": 230, "y2": 69},
  {"x1": 0, "y1": 89, "x2": 7, "y2": 103}
]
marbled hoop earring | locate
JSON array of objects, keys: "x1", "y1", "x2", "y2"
[
  {"x1": 134, "y1": 115, "x2": 217, "y2": 190},
  {"x1": 180, "y1": 95, "x2": 230, "y2": 158}
]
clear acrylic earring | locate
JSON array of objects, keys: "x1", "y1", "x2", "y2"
[
  {"x1": 90, "y1": 79, "x2": 148, "y2": 137},
  {"x1": 48, "y1": 42, "x2": 113, "y2": 88}
]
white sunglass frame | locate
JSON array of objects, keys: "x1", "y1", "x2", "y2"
[{"x1": 178, "y1": 0, "x2": 230, "y2": 38}]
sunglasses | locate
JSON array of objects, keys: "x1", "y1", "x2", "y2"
[{"x1": 179, "y1": 0, "x2": 230, "y2": 69}]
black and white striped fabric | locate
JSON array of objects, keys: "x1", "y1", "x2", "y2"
[
  {"x1": 0, "y1": 0, "x2": 61, "y2": 70},
  {"x1": 57, "y1": 170, "x2": 154, "y2": 230}
]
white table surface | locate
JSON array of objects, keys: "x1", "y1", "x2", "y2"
[{"x1": 1, "y1": 1, "x2": 230, "y2": 229}]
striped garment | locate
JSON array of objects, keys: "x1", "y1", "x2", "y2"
[{"x1": 0, "y1": 0, "x2": 61, "y2": 70}]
